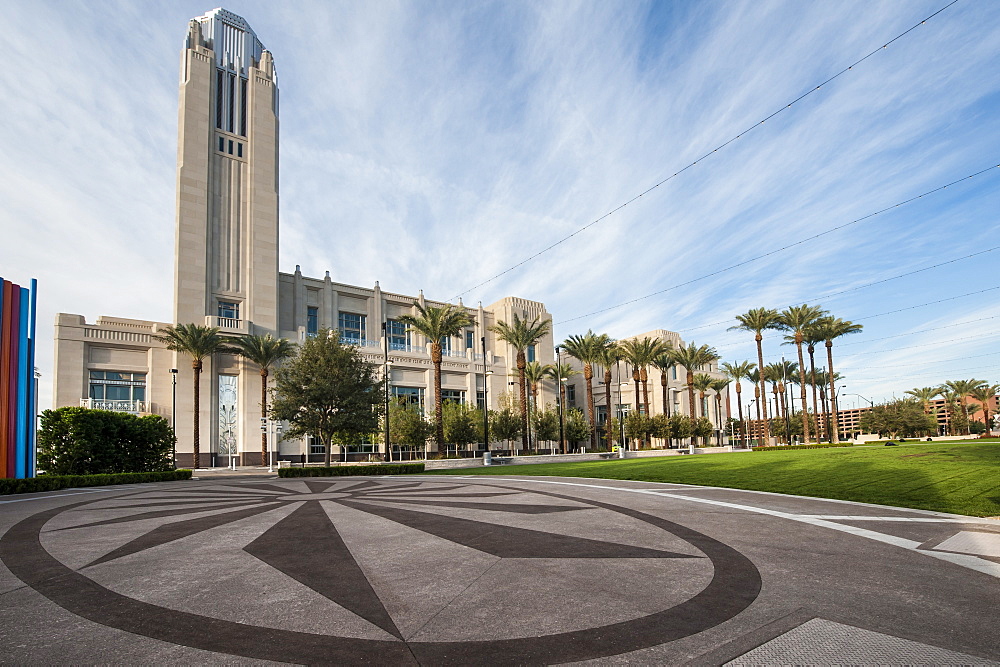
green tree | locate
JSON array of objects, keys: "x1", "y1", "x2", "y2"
[
  {"x1": 941, "y1": 379, "x2": 988, "y2": 435},
  {"x1": 623, "y1": 411, "x2": 653, "y2": 448},
  {"x1": 490, "y1": 407, "x2": 522, "y2": 452},
  {"x1": 619, "y1": 337, "x2": 669, "y2": 419},
  {"x1": 669, "y1": 342, "x2": 721, "y2": 433},
  {"x1": 810, "y1": 316, "x2": 863, "y2": 442},
  {"x1": 668, "y1": 413, "x2": 694, "y2": 442},
  {"x1": 904, "y1": 387, "x2": 941, "y2": 415},
  {"x1": 859, "y1": 399, "x2": 936, "y2": 439},
  {"x1": 389, "y1": 400, "x2": 433, "y2": 458},
  {"x1": 442, "y1": 402, "x2": 480, "y2": 456},
  {"x1": 270, "y1": 329, "x2": 384, "y2": 466},
  {"x1": 532, "y1": 407, "x2": 560, "y2": 447},
  {"x1": 692, "y1": 416, "x2": 714, "y2": 442},
  {"x1": 596, "y1": 342, "x2": 622, "y2": 451},
  {"x1": 564, "y1": 408, "x2": 591, "y2": 448},
  {"x1": 729, "y1": 308, "x2": 782, "y2": 445},
  {"x1": 152, "y1": 323, "x2": 235, "y2": 469},
  {"x1": 544, "y1": 361, "x2": 579, "y2": 453},
  {"x1": 778, "y1": 304, "x2": 828, "y2": 444},
  {"x1": 710, "y1": 377, "x2": 731, "y2": 444},
  {"x1": 522, "y1": 361, "x2": 548, "y2": 411},
  {"x1": 490, "y1": 313, "x2": 552, "y2": 455},
  {"x1": 37, "y1": 408, "x2": 174, "y2": 475},
  {"x1": 969, "y1": 383, "x2": 998, "y2": 435},
  {"x1": 398, "y1": 303, "x2": 474, "y2": 453},
  {"x1": 562, "y1": 330, "x2": 613, "y2": 451},
  {"x1": 233, "y1": 333, "x2": 296, "y2": 466}
]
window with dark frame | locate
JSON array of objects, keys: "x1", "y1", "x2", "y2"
[
  {"x1": 218, "y1": 301, "x2": 240, "y2": 320},
  {"x1": 338, "y1": 312, "x2": 366, "y2": 343},
  {"x1": 307, "y1": 306, "x2": 318, "y2": 335}
]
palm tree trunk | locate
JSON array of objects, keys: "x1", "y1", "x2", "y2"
[
  {"x1": 583, "y1": 363, "x2": 597, "y2": 450},
  {"x1": 735, "y1": 383, "x2": 744, "y2": 444},
  {"x1": 754, "y1": 385, "x2": 762, "y2": 443},
  {"x1": 640, "y1": 368, "x2": 650, "y2": 416},
  {"x1": 517, "y1": 352, "x2": 528, "y2": 455},
  {"x1": 261, "y1": 368, "x2": 268, "y2": 467},
  {"x1": 687, "y1": 371, "x2": 697, "y2": 446},
  {"x1": 795, "y1": 336, "x2": 811, "y2": 443},
  {"x1": 604, "y1": 368, "x2": 613, "y2": 451},
  {"x1": 826, "y1": 341, "x2": 841, "y2": 442},
  {"x1": 661, "y1": 372, "x2": 671, "y2": 448},
  {"x1": 755, "y1": 334, "x2": 770, "y2": 444},
  {"x1": 432, "y1": 343, "x2": 445, "y2": 454},
  {"x1": 192, "y1": 361, "x2": 201, "y2": 469},
  {"x1": 808, "y1": 346, "x2": 821, "y2": 440}
]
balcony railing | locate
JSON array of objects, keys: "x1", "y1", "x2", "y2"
[
  {"x1": 442, "y1": 349, "x2": 467, "y2": 358},
  {"x1": 205, "y1": 316, "x2": 249, "y2": 333},
  {"x1": 80, "y1": 398, "x2": 149, "y2": 413},
  {"x1": 340, "y1": 336, "x2": 380, "y2": 348}
]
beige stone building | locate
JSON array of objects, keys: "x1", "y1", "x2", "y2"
[{"x1": 52, "y1": 8, "x2": 554, "y2": 466}]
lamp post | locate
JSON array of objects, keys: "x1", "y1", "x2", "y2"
[
  {"x1": 382, "y1": 321, "x2": 391, "y2": 462},
  {"x1": 555, "y1": 346, "x2": 565, "y2": 454},
  {"x1": 747, "y1": 398, "x2": 756, "y2": 448},
  {"x1": 481, "y1": 336, "x2": 490, "y2": 456},
  {"x1": 169, "y1": 368, "x2": 178, "y2": 468}
]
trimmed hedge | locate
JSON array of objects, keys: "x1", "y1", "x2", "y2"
[
  {"x1": 753, "y1": 443, "x2": 854, "y2": 452},
  {"x1": 279, "y1": 463, "x2": 424, "y2": 477},
  {"x1": 0, "y1": 469, "x2": 193, "y2": 495}
]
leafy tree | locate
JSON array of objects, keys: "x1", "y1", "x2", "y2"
[
  {"x1": 152, "y1": 323, "x2": 234, "y2": 469},
  {"x1": 491, "y1": 313, "x2": 552, "y2": 455},
  {"x1": 668, "y1": 413, "x2": 694, "y2": 442},
  {"x1": 623, "y1": 412, "x2": 653, "y2": 447},
  {"x1": 604, "y1": 415, "x2": 622, "y2": 448},
  {"x1": 398, "y1": 303, "x2": 474, "y2": 453},
  {"x1": 38, "y1": 408, "x2": 174, "y2": 475},
  {"x1": 233, "y1": 333, "x2": 296, "y2": 466},
  {"x1": 441, "y1": 402, "x2": 480, "y2": 456},
  {"x1": 564, "y1": 408, "x2": 591, "y2": 449},
  {"x1": 692, "y1": 416, "x2": 714, "y2": 441},
  {"x1": 544, "y1": 362, "x2": 579, "y2": 453},
  {"x1": 270, "y1": 329, "x2": 384, "y2": 466},
  {"x1": 859, "y1": 399, "x2": 936, "y2": 439},
  {"x1": 490, "y1": 407, "x2": 522, "y2": 452},
  {"x1": 669, "y1": 342, "x2": 720, "y2": 432},
  {"x1": 388, "y1": 401, "x2": 433, "y2": 458},
  {"x1": 969, "y1": 383, "x2": 999, "y2": 435},
  {"x1": 904, "y1": 387, "x2": 941, "y2": 415},
  {"x1": 941, "y1": 379, "x2": 987, "y2": 435},
  {"x1": 710, "y1": 378, "x2": 731, "y2": 444},
  {"x1": 531, "y1": 408, "x2": 560, "y2": 446},
  {"x1": 729, "y1": 308, "x2": 782, "y2": 444}
]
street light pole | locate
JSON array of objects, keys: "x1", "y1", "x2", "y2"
[
  {"x1": 556, "y1": 346, "x2": 565, "y2": 454},
  {"x1": 482, "y1": 336, "x2": 490, "y2": 455},
  {"x1": 382, "y1": 321, "x2": 391, "y2": 463},
  {"x1": 170, "y1": 368, "x2": 178, "y2": 469}
]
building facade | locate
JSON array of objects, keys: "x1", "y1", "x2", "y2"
[{"x1": 52, "y1": 9, "x2": 555, "y2": 466}]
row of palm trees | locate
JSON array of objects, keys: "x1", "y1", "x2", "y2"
[
  {"x1": 729, "y1": 306, "x2": 861, "y2": 444},
  {"x1": 905, "y1": 380, "x2": 999, "y2": 435}
]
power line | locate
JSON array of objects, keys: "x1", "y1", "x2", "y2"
[
  {"x1": 453, "y1": 1, "x2": 961, "y2": 301},
  {"x1": 855, "y1": 350, "x2": 1000, "y2": 370},
  {"x1": 556, "y1": 164, "x2": 999, "y2": 325},
  {"x1": 839, "y1": 330, "x2": 1000, "y2": 356},
  {"x1": 674, "y1": 246, "x2": 1000, "y2": 334},
  {"x1": 834, "y1": 315, "x2": 1000, "y2": 347}
]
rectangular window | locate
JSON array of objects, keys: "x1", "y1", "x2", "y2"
[
  {"x1": 228, "y1": 140, "x2": 234, "y2": 155},
  {"x1": 527, "y1": 345, "x2": 536, "y2": 363},
  {"x1": 307, "y1": 307, "x2": 319, "y2": 335},
  {"x1": 466, "y1": 330, "x2": 474, "y2": 350},
  {"x1": 387, "y1": 319, "x2": 409, "y2": 350},
  {"x1": 441, "y1": 389, "x2": 465, "y2": 405},
  {"x1": 216, "y1": 69, "x2": 224, "y2": 129},
  {"x1": 87, "y1": 371, "x2": 146, "y2": 408},
  {"x1": 671, "y1": 367, "x2": 677, "y2": 380},
  {"x1": 477, "y1": 391, "x2": 486, "y2": 410},
  {"x1": 566, "y1": 384, "x2": 576, "y2": 404},
  {"x1": 338, "y1": 312, "x2": 366, "y2": 343},
  {"x1": 309, "y1": 437, "x2": 326, "y2": 455},
  {"x1": 239, "y1": 77, "x2": 247, "y2": 136},
  {"x1": 392, "y1": 386, "x2": 424, "y2": 408},
  {"x1": 218, "y1": 136, "x2": 225, "y2": 152},
  {"x1": 228, "y1": 72, "x2": 236, "y2": 132},
  {"x1": 237, "y1": 142, "x2": 243, "y2": 158},
  {"x1": 596, "y1": 405, "x2": 608, "y2": 425},
  {"x1": 218, "y1": 301, "x2": 240, "y2": 320},
  {"x1": 440, "y1": 335, "x2": 452, "y2": 354}
]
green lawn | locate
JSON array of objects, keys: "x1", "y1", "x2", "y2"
[{"x1": 427, "y1": 440, "x2": 1000, "y2": 517}]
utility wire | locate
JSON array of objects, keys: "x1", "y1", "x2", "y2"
[
  {"x1": 559, "y1": 164, "x2": 1000, "y2": 325},
  {"x1": 834, "y1": 315, "x2": 1000, "y2": 347},
  {"x1": 856, "y1": 350, "x2": 1000, "y2": 370},
  {"x1": 453, "y1": 1, "x2": 961, "y2": 301},
  {"x1": 674, "y1": 245, "x2": 1000, "y2": 334}
]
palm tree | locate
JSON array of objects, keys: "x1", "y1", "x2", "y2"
[
  {"x1": 491, "y1": 313, "x2": 552, "y2": 454},
  {"x1": 152, "y1": 323, "x2": 234, "y2": 469},
  {"x1": 941, "y1": 379, "x2": 988, "y2": 435},
  {"x1": 969, "y1": 383, "x2": 998, "y2": 435},
  {"x1": 904, "y1": 387, "x2": 941, "y2": 416},
  {"x1": 399, "y1": 303, "x2": 474, "y2": 452},
  {"x1": 721, "y1": 361, "x2": 756, "y2": 445},
  {"x1": 544, "y1": 362, "x2": 579, "y2": 453},
  {"x1": 562, "y1": 330, "x2": 613, "y2": 450},
  {"x1": 802, "y1": 322, "x2": 827, "y2": 439},
  {"x1": 747, "y1": 368, "x2": 763, "y2": 443},
  {"x1": 810, "y1": 316, "x2": 863, "y2": 442},
  {"x1": 730, "y1": 308, "x2": 781, "y2": 444},
  {"x1": 764, "y1": 363, "x2": 786, "y2": 443},
  {"x1": 778, "y1": 304, "x2": 827, "y2": 443},
  {"x1": 596, "y1": 342, "x2": 621, "y2": 451},
  {"x1": 233, "y1": 334, "x2": 296, "y2": 466},
  {"x1": 619, "y1": 337, "x2": 668, "y2": 417},
  {"x1": 710, "y1": 377, "x2": 731, "y2": 444},
  {"x1": 670, "y1": 343, "x2": 721, "y2": 439},
  {"x1": 522, "y1": 361, "x2": 548, "y2": 412}
]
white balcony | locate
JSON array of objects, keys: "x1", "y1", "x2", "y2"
[
  {"x1": 80, "y1": 398, "x2": 150, "y2": 414},
  {"x1": 205, "y1": 316, "x2": 250, "y2": 334}
]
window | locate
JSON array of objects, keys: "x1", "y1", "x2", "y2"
[
  {"x1": 228, "y1": 72, "x2": 235, "y2": 132},
  {"x1": 307, "y1": 307, "x2": 318, "y2": 335},
  {"x1": 309, "y1": 437, "x2": 325, "y2": 454},
  {"x1": 566, "y1": 384, "x2": 576, "y2": 405},
  {"x1": 339, "y1": 312, "x2": 366, "y2": 343},
  {"x1": 218, "y1": 301, "x2": 240, "y2": 320},
  {"x1": 239, "y1": 77, "x2": 247, "y2": 136},
  {"x1": 88, "y1": 371, "x2": 146, "y2": 404},
  {"x1": 466, "y1": 330, "x2": 474, "y2": 350},
  {"x1": 387, "y1": 319, "x2": 410, "y2": 350},
  {"x1": 527, "y1": 345, "x2": 536, "y2": 363},
  {"x1": 237, "y1": 142, "x2": 243, "y2": 158},
  {"x1": 392, "y1": 386, "x2": 424, "y2": 408},
  {"x1": 228, "y1": 139, "x2": 234, "y2": 155},
  {"x1": 477, "y1": 391, "x2": 486, "y2": 410},
  {"x1": 218, "y1": 136, "x2": 225, "y2": 152},
  {"x1": 596, "y1": 405, "x2": 608, "y2": 425},
  {"x1": 671, "y1": 367, "x2": 677, "y2": 380},
  {"x1": 216, "y1": 69, "x2": 224, "y2": 128},
  {"x1": 616, "y1": 403, "x2": 630, "y2": 419},
  {"x1": 441, "y1": 389, "x2": 465, "y2": 405}
]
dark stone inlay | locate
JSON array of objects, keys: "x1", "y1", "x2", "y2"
[
  {"x1": 367, "y1": 497, "x2": 589, "y2": 514},
  {"x1": 244, "y1": 502, "x2": 402, "y2": 639},
  {"x1": 302, "y1": 480, "x2": 338, "y2": 494},
  {"x1": 85, "y1": 502, "x2": 284, "y2": 567},
  {"x1": 222, "y1": 483, "x2": 294, "y2": 495},
  {"x1": 354, "y1": 491, "x2": 517, "y2": 499},
  {"x1": 0, "y1": 480, "x2": 762, "y2": 665},
  {"x1": 52, "y1": 500, "x2": 271, "y2": 532},
  {"x1": 339, "y1": 499, "x2": 697, "y2": 559},
  {"x1": 83, "y1": 498, "x2": 270, "y2": 508}
]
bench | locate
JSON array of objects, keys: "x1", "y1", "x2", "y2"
[
  {"x1": 490, "y1": 457, "x2": 513, "y2": 465},
  {"x1": 598, "y1": 452, "x2": 617, "y2": 459}
]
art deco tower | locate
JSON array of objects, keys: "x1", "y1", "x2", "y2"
[{"x1": 174, "y1": 8, "x2": 278, "y2": 334}]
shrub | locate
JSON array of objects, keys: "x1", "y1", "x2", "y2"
[
  {"x1": 753, "y1": 443, "x2": 854, "y2": 452},
  {"x1": 37, "y1": 407, "x2": 175, "y2": 475},
  {"x1": 278, "y1": 463, "x2": 424, "y2": 477},
  {"x1": 0, "y1": 470, "x2": 192, "y2": 495}
]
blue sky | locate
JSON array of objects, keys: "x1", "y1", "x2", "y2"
[{"x1": 1, "y1": 0, "x2": 998, "y2": 411}]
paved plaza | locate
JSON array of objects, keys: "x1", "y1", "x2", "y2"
[{"x1": 0, "y1": 475, "x2": 997, "y2": 665}]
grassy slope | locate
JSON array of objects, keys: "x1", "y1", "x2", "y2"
[{"x1": 428, "y1": 441, "x2": 1000, "y2": 517}]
